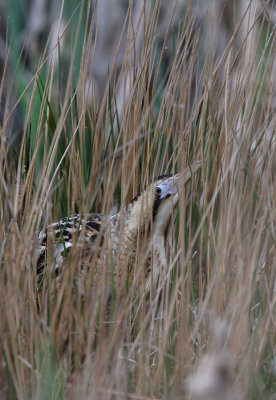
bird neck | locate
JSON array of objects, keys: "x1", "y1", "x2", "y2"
[{"x1": 110, "y1": 193, "x2": 153, "y2": 246}]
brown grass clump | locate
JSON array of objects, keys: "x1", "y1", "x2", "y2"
[{"x1": 0, "y1": 1, "x2": 275, "y2": 399}]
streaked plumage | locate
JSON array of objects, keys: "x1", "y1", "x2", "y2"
[{"x1": 36, "y1": 164, "x2": 201, "y2": 292}]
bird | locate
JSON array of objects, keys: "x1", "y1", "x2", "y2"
[{"x1": 36, "y1": 162, "x2": 201, "y2": 295}]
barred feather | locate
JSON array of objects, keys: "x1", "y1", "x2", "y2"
[{"x1": 36, "y1": 164, "x2": 201, "y2": 290}]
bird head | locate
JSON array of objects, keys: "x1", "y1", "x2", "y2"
[{"x1": 124, "y1": 162, "x2": 202, "y2": 238}]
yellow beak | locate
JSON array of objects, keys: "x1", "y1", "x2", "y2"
[
  {"x1": 173, "y1": 160, "x2": 203, "y2": 191},
  {"x1": 156, "y1": 161, "x2": 203, "y2": 199}
]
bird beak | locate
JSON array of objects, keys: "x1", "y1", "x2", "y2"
[
  {"x1": 170, "y1": 160, "x2": 204, "y2": 194},
  {"x1": 180, "y1": 160, "x2": 203, "y2": 184},
  {"x1": 156, "y1": 160, "x2": 203, "y2": 199},
  {"x1": 157, "y1": 176, "x2": 179, "y2": 199}
]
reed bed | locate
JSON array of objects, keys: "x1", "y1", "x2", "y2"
[{"x1": 0, "y1": 1, "x2": 275, "y2": 399}]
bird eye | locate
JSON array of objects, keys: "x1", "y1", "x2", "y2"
[{"x1": 155, "y1": 186, "x2": 162, "y2": 196}]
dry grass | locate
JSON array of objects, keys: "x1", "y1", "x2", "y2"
[{"x1": 0, "y1": 2, "x2": 275, "y2": 399}]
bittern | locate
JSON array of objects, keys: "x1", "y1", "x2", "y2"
[{"x1": 36, "y1": 163, "x2": 201, "y2": 292}]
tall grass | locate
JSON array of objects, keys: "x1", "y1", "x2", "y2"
[{"x1": 0, "y1": 2, "x2": 275, "y2": 399}]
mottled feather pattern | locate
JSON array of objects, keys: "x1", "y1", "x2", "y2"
[
  {"x1": 37, "y1": 214, "x2": 106, "y2": 278},
  {"x1": 36, "y1": 166, "x2": 201, "y2": 291}
]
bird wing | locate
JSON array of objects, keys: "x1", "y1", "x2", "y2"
[{"x1": 36, "y1": 213, "x2": 105, "y2": 278}]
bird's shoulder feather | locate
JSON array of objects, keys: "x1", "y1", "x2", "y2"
[{"x1": 36, "y1": 213, "x2": 107, "y2": 276}]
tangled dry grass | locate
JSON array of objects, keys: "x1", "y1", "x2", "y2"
[{"x1": 0, "y1": 1, "x2": 275, "y2": 399}]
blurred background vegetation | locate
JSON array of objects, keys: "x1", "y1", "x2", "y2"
[
  {"x1": 2, "y1": 0, "x2": 275, "y2": 213},
  {"x1": 1, "y1": 0, "x2": 274, "y2": 147}
]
